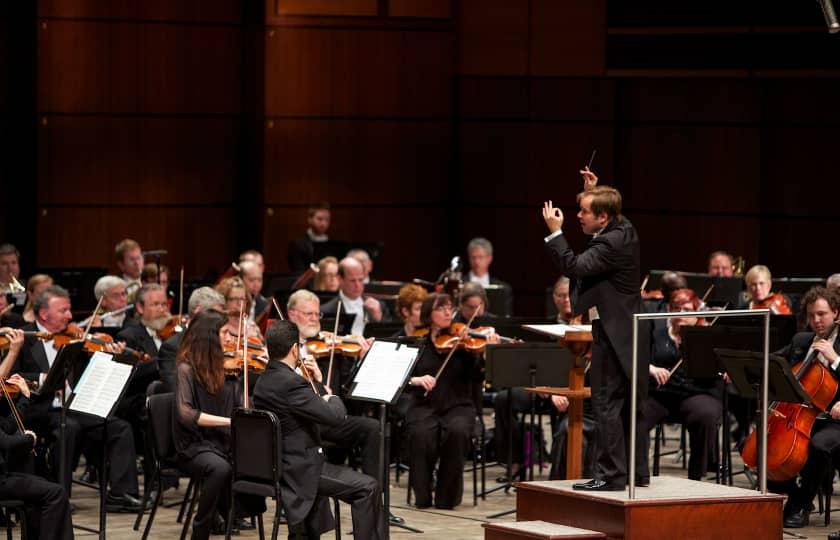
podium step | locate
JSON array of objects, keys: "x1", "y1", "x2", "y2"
[{"x1": 483, "y1": 520, "x2": 606, "y2": 540}]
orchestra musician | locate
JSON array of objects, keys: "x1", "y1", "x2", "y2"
[
  {"x1": 174, "y1": 309, "x2": 264, "y2": 538},
  {"x1": 542, "y1": 166, "x2": 649, "y2": 491},
  {"x1": 313, "y1": 256, "x2": 340, "y2": 293},
  {"x1": 552, "y1": 276, "x2": 573, "y2": 323},
  {"x1": 0, "y1": 294, "x2": 24, "y2": 329},
  {"x1": 404, "y1": 293, "x2": 482, "y2": 509},
  {"x1": 238, "y1": 260, "x2": 268, "y2": 324},
  {"x1": 116, "y1": 284, "x2": 170, "y2": 358},
  {"x1": 91, "y1": 275, "x2": 129, "y2": 327},
  {"x1": 454, "y1": 282, "x2": 496, "y2": 323},
  {"x1": 466, "y1": 237, "x2": 513, "y2": 316},
  {"x1": 22, "y1": 274, "x2": 53, "y2": 324},
  {"x1": 215, "y1": 277, "x2": 260, "y2": 339},
  {"x1": 288, "y1": 202, "x2": 331, "y2": 275},
  {"x1": 348, "y1": 249, "x2": 373, "y2": 284},
  {"x1": 740, "y1": 264, "x2": 793, "y2": 315},
  {"x1": 826, "y1": 273, "x2": 840, "y2": 293},
  {"x1": 638, "y1": 288, "x2": 722, "y2": 481},
  {"x1": 115, "y1": 239, "x2": 144, "y2": 301},
  {"x1": 239, "y1": 249, "x2": 264, "y2": 273},
  {"x1": 394, "y1": 284, "x2": 428, "y2": 337},
  {"x1": 15, "y1": 286, "x2": 143, "y2": 512},
  {"x1": 254, "y1": 320, "x2": 386, "y2": 539},
  {"x1": 320, "y1": 257, "x2": 390, "y2": 336},
  {"x1": 707, "y1": 251, "x2": 736, "y2": 277},
  {"x1": 0, "y1": 243, "x2": 24, "y2": 294},
  {"x1": 642, "y1": 271, "x2": 688, "y2": 314},
  {"x1": 773, "y1": 287, "x2": 840, "y2": 528},
  {"x1": 141, "y1": 263, "x2": 169, "y2": 289}
]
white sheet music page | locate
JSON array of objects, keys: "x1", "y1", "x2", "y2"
[
  {"x1": 69, "y1": 351, "x2": 133, "y2": 418},
  {"x1": 522, "y1": 323, "x2": 592, "y2": 339},
  {"x1": 350, "y1": 340, "x2": 417, "y2": 403}
]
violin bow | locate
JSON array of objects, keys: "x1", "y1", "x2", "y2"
[
  {"x1": 177, "y1": 266, "x2": 185, "y2": 324},
  {"x1": 241, "y1": 311, "x2": 250, "y2": 409},
  {"x1": 701, "y1": 284, "x2": 715, "y2": 303},
  {"x1": 325, "y1": 301, "x2": 342, "y2": 390},
  {"x1": 427, "y1": 305, "x2": 481, "y2": 396},
  {"x1": 82, "y1": 295, "x2": 105, "y2": 340},
  {"x1": 272, "y1": 298, "x2": 285, "y2": 320},
  {"x1": 640, "y1": 274, "x2": 649, "y2": 293}
]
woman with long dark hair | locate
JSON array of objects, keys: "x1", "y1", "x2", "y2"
[{"x1": 173, "y1": 309, "x2": 262, "y2": 538}]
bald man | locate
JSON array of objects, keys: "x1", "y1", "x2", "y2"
[{"x1": 320, "y1": 257, "x2": 391, "y2": 337}]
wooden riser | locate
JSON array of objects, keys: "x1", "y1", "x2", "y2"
[
  {"x1": 514, "y1": 478, "x2": 784, "y2": 540},
  {"x1": 484, "y1": 520, "x2": 606, "y2": 540}
]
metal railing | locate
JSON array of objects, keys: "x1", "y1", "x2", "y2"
[{"x1": 628, "y1": 308, "x2": 771, "y2": 499}]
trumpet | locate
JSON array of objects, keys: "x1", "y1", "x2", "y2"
[{"x1": 7, "y1": 275, "x2": 25, "y2": 294}]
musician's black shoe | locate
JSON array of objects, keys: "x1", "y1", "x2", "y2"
[
  {"x1": 827, "y1": 530, "x2": 840, "y2": 540},
  {"x1": 571, "y1": 479, "x2": 624, "y2": 491},
  {"x1": 210, "y1": 514, "x2": 239, "y2": 536},
  {"x1": 783, "y1": 508, "x2": 809, "y2": 528},
  {"x1": 235, "y1": 517, "x2": 254, "y2": 531},
  {"x1": 104, "y1": 492, "x2": 143, "y2": 513},
  {"x1": 389, "y1": 512, "x2": 405, "y2": 525},
  {"x1": 79, "y1": 465, "x2": 98, "y2": 484},
  {"x1": 636, "y1": 477, "x2": 650, "y2": 487}
]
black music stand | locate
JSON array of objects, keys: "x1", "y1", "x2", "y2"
[
  {"x1": 346, "y1": 339, "x2": 422, "y2": 536},
  {"x1": 714, "y1": 348, "x2": 809, "y2": 489},
  {"x1": 483, "y1": 343, "x2": 571, "y2": 516}
]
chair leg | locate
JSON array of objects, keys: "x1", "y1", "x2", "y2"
[
  {"x1": 680, "y1": 425, "x2": 687, "y2": 469},
  {"x1": 653, "y1": 423, "x2": 662, "y2": 476},
  {"x1": 19, "y1": 508, "x2": 27, "y2": 540},
  {"x1": 5, "y1": 515, "x2": 11, "y2": 540},
  {"x1": 257, "y1": 512, "x2": 265, "y2": 540},
  {"x1": 141, "y1": 475, "x2": 166, "y2": 540},
  {"x1": 334, "y1": 498, "x2": 341, "y2": 540},
  {"x1": 177, "y1": 477, "x2": 194, "y2": 524},
  {"x1": 134, "y1": 466, "x2": 158, "y2": 530},
  {"x1": 225, "y1": 489, "x2": 235, "y2": 540},
  {"x1": 181, "y1": 480, "x2": 201, "y2": 540}
]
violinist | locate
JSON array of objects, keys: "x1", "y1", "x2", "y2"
[
  {"x1": 16, "y1": 286, "x2": 143, "y2": 512},
  {"x1": 215, "y1": 277, "x2": 260, "y2": 339},
  {"x1": 22, "y1": 274, "x2": 53, "y2": 324},
  {"x1": 637, "y1": 288, "x2": 722, "y2": 481},
  {"x1": 115, "y1": 238, "x2": 144, "y2": 301},
  {"x1": 0, "y1": 243, "x2": 23, "y2": 294},
  {"x1": 174, "y1": 309, "x2": 265, "y2": 538},
  {"x1": 740, "y1": 264, "x2": 793, "y2": 315},
  {"x1": 238, "y1": 260, "x2": 269, "y2": 324},
  {"x1": 394, "y1": 284, "x2": 428, "y2": 337},
  {"x1": 90, "y1": 275, "x2": 129, "y2": 327},
  {"x1": 239, "y1": 249, "x2": 264, "y2": 273},
  {"x1": 642, "y1": 271, "x2": 687, "y2": 314},
  {"x1": 141, "y1": 262, "x2": 169, "y2": 290},
  {"x1": 707, "y1": 250, "x2": 735, "y2": 277},
  {"x1": 404, "y1": 293, "x2": 482, "y2": 509},
  {"x1": 116, "y1": 283, "x2": 170, "y2": 358},
  {"x1": 321, "y1": 257, "x2": 390, "y2": 336},
  {"x1": 313, "y1": 256, "x2": 340, "y2": 293},
  {"x1": 288, "y1": 201, "x2": 331, "y2": 274},
  {"x1": 774, "y1": 287, "x2": 840, "y2": 528},
  {"x1": 454, "y1": 282, "x2": 496, "y2": 323}
]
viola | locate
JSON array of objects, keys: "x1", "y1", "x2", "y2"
[
  {"x1": 157, "y1": 314, "x2": 186, "y2": 341},
  {"x1": 750, "y1": 293, "x2": 793, "y2": 316},
  {"x1": 305, "y1": 332, "x2": 363, "y2": 359},
  {"x1": 223, "y1": 347, "x2": 268, "y2": 376}
]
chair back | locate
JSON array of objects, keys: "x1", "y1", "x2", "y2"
[
  {"x1": 147, "y1": 392, "x2": 176, "y2": 461},
  {"x1": 231, "y1": 407, "x2": 282, "y2": 486}
]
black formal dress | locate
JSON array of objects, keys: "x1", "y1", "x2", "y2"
[
  {"x1": 404, "y1": 338, "x2": 481, "y2": 508},
  {"x1": 545, "y1": 217, "x2": 650, "y2": 486},
  {"x1": 0, "y1": 430, "x2": 73, "y2": 540},
  {"x1": 174, "y1": 362, "x2": 264, "y2": 540},
  {"x1": 775, "y1": 331, "x2": 840, "y2": 516},
  {"x1": 638, "y1": 324, "x2": 722, "y2": 480},
  {"x1": 253, "y1": 360, "x2": 385, "y2": 539}
]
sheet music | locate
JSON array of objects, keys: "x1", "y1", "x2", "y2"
[
  {"x1": 350, "y1": 340, "x2": 418, "y2": 403},
  {"x1": 68, "y1": 351, "x2": 133, "y2": 418},
  {"x1": 522, "y1": 323, "x2": 592, "y2": 338}
]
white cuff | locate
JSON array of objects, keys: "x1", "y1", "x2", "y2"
[{"x1": 544, "y1": 229, "x2": 563, "y2": 243}]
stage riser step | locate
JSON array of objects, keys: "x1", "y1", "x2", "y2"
[{"x1": 483, "y1": 520, "x2": 606, "y2": 540}]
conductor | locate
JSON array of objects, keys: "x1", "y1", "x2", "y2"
[{"x1": 541, "y1": 167, "x2": 649, "y2": 491}]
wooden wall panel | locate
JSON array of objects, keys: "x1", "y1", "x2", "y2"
[
  {"x1": 763, "y1": 79, "x2": 840, "y2": 125},
  {"x1": 265, "y1": 28, "x2": 453, "y2": 118},
  {"x1": 389, "y1": 0, "x2": 451, "y2": 19},
  {"x1": 758, "y1": 219, "x2": 837, "y2": 278},
  {"x1": 530, "y1": 0, "x2": 606, "y2": 76},
  {"x1": 36, "y1": 207, "x2": 236, "y2": 277},
  {"x1": 615, "y1": 125, "x2": 761, "y2": 214},
  {"x1": 458, "y1": 0, "x2": 528, "y2": 76},
  {"x1": 275, "y1": 0, "x2": 378, "y2": 17},
  {"x1": 459, "y1": 78, "x2": 529, "y2": 120},
  {"x1": 617, "y1": 79, "x2": 760, "y2": 124},
  {"x1": 38, "y1": 117, "x2": 238, "y2": 205},
  {"x1": 530, "y1": 79, "x2": 616, "y2": 121},
  {"x1": 39, "y1": 0, "x2": 243, "y2": 23},
  {"x1": 264, "y1": 119, "x2": 451, "y2": 205}
]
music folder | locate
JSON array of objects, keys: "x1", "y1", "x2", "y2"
[
  {"x1": 346, "y1": 339, "x2": 419, "y2": 405},
  {"x1": 66, "y1": 351, "x2": 134, "y2": 419}
]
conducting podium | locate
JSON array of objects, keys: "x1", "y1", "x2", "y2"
[{"x1": 523, "y1": 323, "x2": 593, "y2": 479}]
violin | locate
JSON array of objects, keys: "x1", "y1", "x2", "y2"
[
  {"x1": 432, "y1": 322, "x2": 509, "y2": 354},
  {"x1": 750, "y1": 293, "x2": 793, "y2": 316},
  {"x1": 305, "y1": 332, "x2": 363, "y2": 359},
  {"x1": 157, "y1": 314, "x2": 186, "y2": 341},
  {"x1": 13, "y1": 323, "x2": 151, "y2": 363}
]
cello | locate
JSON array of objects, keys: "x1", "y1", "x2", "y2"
[{"x1": 740, "y1": 322, "x2": 840, "y2": 481}]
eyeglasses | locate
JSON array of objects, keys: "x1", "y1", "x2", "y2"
[
  {"x1": 433, "y1": 304, "x2": 454, "y2": 313},
  {"x1": 146, "y1": 301, "x2": 168, "y2": 308},
  {"x1": 292, "y1": 309, "x2": 322, "y2": 320}
]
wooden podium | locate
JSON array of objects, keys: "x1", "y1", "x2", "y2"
[{"x1": 523, "y1": 325, "x2": 592, "y2": 480}]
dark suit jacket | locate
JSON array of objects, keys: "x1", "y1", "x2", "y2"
[
  {"x1": 155, "y1": 332, "x2": 183, "y2": 393},
  {"x1": 288, "y1": 237, "x2": 314, "y2": 274},
  {"x1": 253, "y1": 294, "x2": 270, "y2": 321},
  {"x1": 16, "y1": 323, "x2": 50, "y2": 382},
  {"x1": 115, "y1": 321, "x2": 161, "y2": 392},
  {"x1": 775, "y1": 331, "x2": 840, "y2": 408},
  {"x1": 252, "y1": 360, "x2": 346, "y2": 528},
  {"x1": 320, "y1": 295, "x2": 391, "y2": 328},
  {"x1": 488, "y1": 276, "x2": 514, "y2": 317},
  {"x1": 545, "y1": 217, "x2": 647, "y2": 386}
]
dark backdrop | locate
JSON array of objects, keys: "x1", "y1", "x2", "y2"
[{"x1": 2, "y1": 0, "x2": 838, "y2": 316}]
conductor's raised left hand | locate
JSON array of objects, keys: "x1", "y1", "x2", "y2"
[{"x1": 542, "y1": 200, "x2": 564, "y2": 233}]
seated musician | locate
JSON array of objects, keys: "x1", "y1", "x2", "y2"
[
  {"x1": 638, "y1": 288, "x2": 722, "y2": 480},
  {"x1": 740, "y1": 264, "x2": 793, "y2": 315},
  {"x1": 0, "y1": 243, "x2": 23, "y2": 295},
  {"x1": 454, "y1": 282, "x2": 496, "y2": 323},
  {"x1": 238, "y1": 261, "x2": 268, "y2": 324},
  {"x1": 16, "y1": 286, "x2": 143, "y2": 512},
  {"x1": 115, "y1": 238, "x2": 144, "y2": 302},
  {"x1": 91, "y1": 275, "x2": 129, "y2": 327},
  {"x1": 394, "y1": 284, "x2": 428, "y2": 337},
  {"x1": 404, "y1": 293, "x2": 484, "y2": 509},
  {"x1": 215, "y1": 277, "x2": 260, "y2": 339},
  {"x1": 642, "y1": 271, "x2": 687, "y2": 314},
  {"x1": 707, "y1": 251, "x2": 735, "y2": 277},
  {"x1": 313, "y1": 256, "x2": 340, "y2": 293},
  {"x1": 348, "y1": 249, "x2": 373, "y2": 284},
  {"x1": 239, "y1": 249, "x2": 264, "y2": 273},
  {"x1": 22, "y1": 274, "x2": 54, "y2": 324},
  {"x1": 288, "y1": 201, "x2": 331, "y2": 275},
  {"x1": 775, "y1": 287, "x2": 840, "y2": 528},
  {"x1": 254, "y1": 320, "x2": 385, "y2": 539},
  {"x1": 827, "y1": 273, "x2": 840, "y2": 293},
  {"x1": 156, "y1": 287, "x2": 225, "y2": 393},
  {"x1": 173, "y1": 309, "x2": 264, "y2": 538},
  {"x1": 116, "y1": 284, "x2": 170, "y2": 358},
  {"x1": 320, "y1": 257, "x2": 391, "y2": 336},
  {"x1": 141, "y1": 263, "x2": 169, "y2": 290},
  {"x1": 466, "y1": 237, "x2": 513, "y2": 315},
  {"x1": 551, "y1": 276, "x2": 572, "y2": 323}
]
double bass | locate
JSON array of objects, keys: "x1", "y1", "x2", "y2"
[{"x1": 740, "y1": 322, "x2": 840, "y2": 481}]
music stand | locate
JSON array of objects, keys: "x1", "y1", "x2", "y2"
[
  {"x1": 346, "y1": 339, "x2": 422, "y2": 536},
  {"x1": 484, "y1": 343, "x2": 571, "y2": 517},
  {"x1": 714, "y1": 348, "x2": 809, "y2": 490}
]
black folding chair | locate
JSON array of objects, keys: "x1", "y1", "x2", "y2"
[{"x1": 0, "y1": 500, "x2": 26, "y2": 540}]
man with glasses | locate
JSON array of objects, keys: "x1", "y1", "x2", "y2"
[
  {"x1": 117, "y1": 284, "x2": 170, "y2": 358},
  {"x1": 92, "y1": 275, "x2": 130, "y2": 327}
]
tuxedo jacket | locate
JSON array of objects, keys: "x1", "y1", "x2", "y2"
[
  {"x1": 288, "y1": 237, "x2": 314, "y2": 274},
  {"x1": 320, "y1": 295, "x2": 391, "y2": 327},
  {"x1": 776, "y1": 331, "x2": 840, "y2": 408},
  {"x1": 253, "y1": 294, "x2": 270, "y2": 321},
  {"x1": 545, "y1": 217, "x2": 646, "y2": 381},
  {"x1": 155, "y1": 332, "x2": 183, "y2": 393},
  {"x1": 116, "y1": 320, "x2": 160, "y2": 357},
  {"x1": 252, "y1": 360, "x2": 346, "y2": 528}
]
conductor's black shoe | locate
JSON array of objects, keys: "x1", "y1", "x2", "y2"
[
  {"x1": 635, "y1": 477, "x2": 650, "y2": 487},
  {"x1": 104, "y1": 492, "x2": 143, "y2": 513},
  {"x1": 571, "y1": 479, "x2": 624, "y2": 492},
  {"x1": 783, "y1": 508, "x2": 809, "y2": 528}
]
